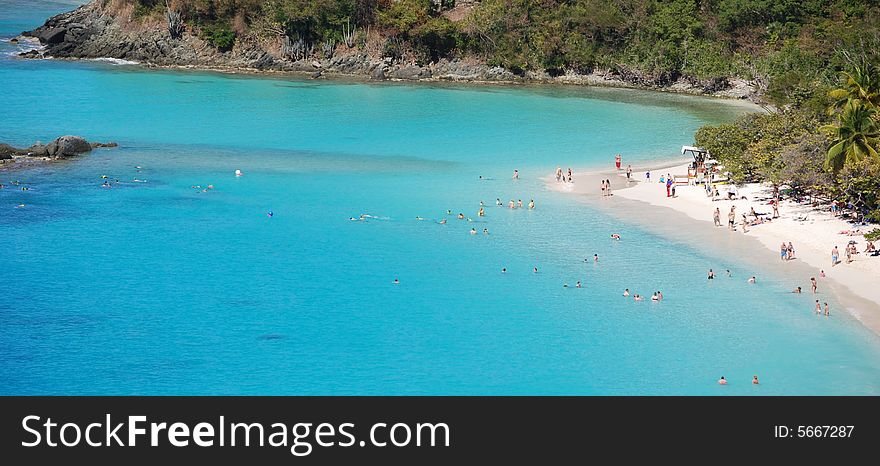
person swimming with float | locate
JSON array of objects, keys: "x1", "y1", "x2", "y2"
[
  {"x1": 611, "y1": 234, "x2": 621, "y2": 240},
  {"x1": 623, "y1": 288, "x2": 630, "y2": 296},
  {"x1": 470, "y1": 228, "x2": 477, "y2": 235}
]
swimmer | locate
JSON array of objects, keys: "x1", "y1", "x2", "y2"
[
  {"x1": 528, "y1": 199, "x2": 535, "y2": 210},
  {"x1": 470, "y1": 228, "x2": 477, "y2": 235},
  {"x1": 447, "y1": 209, "x2": 452, "y2": 215},
  {"x1": 100, "y1": 175, "x2": 108, "y2": 179},
  {"x1": 458, "y1": 213, "x2": 465, "y2": 219},
  {"x1": 725, "y1": 269, "x2": 731, "y2": 277},
  {"x1": 815, "y1": 300, "x2": 821, "y2": 314},
  {"x1": 517, "y1": 199, "x2": 523, "y2": 208},
  {"x1": 824, "y1": 302, "x2": 829, "y2": 316},
  {"x1": 657, "y1": 291, "x2": 663, "y2": 300},
  {"x1": 792, "y1": 286, "x2": 801, "y2": 293},
  {"x1": 748, "y1": 276, "x2": 756, "y2": 284},
  {"x1": 21, "y1": 187, "x2": 29, "y2": 191},
  {"x1": 480, "y1": 201, "x2": 485, "y2": 207},
  {"x1": 349, "y1": 217, "x2": 359, "y2": 221},
  {"x1": 478, "y1": 207, "x2": 485, "y2": 217},
  {"x1": 135, "y1": 166, "x2": 142, "y2": 171},
  {"x1": 623, "y1": 289, "x2": 630, "y2": 297},
  {"x1": 634, "y1": 294, "x2": 644, "y2": 301},
  {"x1": 496, "y1": 198, "x2": 502, "y2": 206},
  {"x1": 483, "y1": 228, "x2": 489, "y2": 235},
  {"x1": 438, "y1": 219, "x2": 447, "y2": 225},
  {"x1": 267, "y1": 211, "x2": 274, "y2": 217},
  {"x1": 16, "y1": 204, "x2": 25, "y2": 208},
  {"x1": 576, "y1": 281, "x2": 581, "y2": 288},
  {"x1": 819, "y1": 269, "x2": 826, "y2": 278},
  {"x1": 416, "y1": 216, "x2": 425, "y2": 221},
  {"x1": 132, "y1": 179, "x2": 147, "y2": 183},
  {"x1": 392, "y1": 278, "x2": 400, "y2": 285},
  {"x1": 594, "y1": 254, "x2": 599, "y2": 262},
  {"x1": 752, "y1": 375, "x2": 759, "y2": 385},
  {"x1": 707, "y1": 269, "x2": 715, "y2": 279},
  {"x1": 651, "y1": 293, "x2": 659, "y2": 301},
  {"x1": 508, "y1": 200, "x2": 515, "y2": 209},
  {"x1": 235, "y1": 169, "x2": 243, "y2": 177},
  {"x1": 501, "y1": 268, "x2": 507, "y2": 273},
  {"x1": 563, "y1": 283, "x2": 569, "y2": 288},
  {"x1": 718, "y1": 376, "x2": 727, "y2": 385},
  {"x1": 611, "y1": 234, "x2": 620, "y2": 240},
  {"x1": 512, "y1": 169, "x2": 519, "y2": 180},
  {"x1": 533, "y1": 267, "x2": 538, "y2": 273}
]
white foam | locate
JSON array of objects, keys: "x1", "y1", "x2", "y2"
[{"x1": 91, "y1": 57, "x2": 140, "y2": 66}]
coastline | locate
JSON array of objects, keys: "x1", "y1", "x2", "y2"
[
  {"x1": 11, "y1": 1, "x2": 761, "y2": 103},
  {"x1": 546, "y1": 162, "x2": 880, "y2": 336}
]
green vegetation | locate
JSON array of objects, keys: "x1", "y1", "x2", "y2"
[{"x1": 696, "y1": 58, "x2": 880, "y2": 222}]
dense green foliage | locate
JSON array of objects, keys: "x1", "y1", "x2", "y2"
[
  {"x1": 133, "y1": 1, "x2": 880, "y2": 98},
  {"x1": 696, "y1": 58, "x2": 880, "y2": 222}
]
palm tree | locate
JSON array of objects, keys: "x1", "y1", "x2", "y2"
[
  {"x1": 821, "y1": 101, "x2": 880, "y2": 172},
  {"x1": 828, "y1": 62, "x2": 880, "y2": 113}
]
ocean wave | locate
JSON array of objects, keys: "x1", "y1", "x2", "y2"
[{"x1": 90, "y1": 57, "x2": 140, "y2": 66}]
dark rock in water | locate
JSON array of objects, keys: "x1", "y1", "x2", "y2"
[
  {"x1": 0, "y1": 144, "x2": 16, "y2": 159},
  {"x1": 310, "y1": 70, "x2": 323, "y2": 79},
  {"x1": 19, "y1": 50, "x2": 42, "y2": 59},
  {"x1": 371, "y1": 66, "x2": 386, "y2": 81},
  {"x1": 39, "y1": 27, "x2": 67, "y2": 45},
  {"x1": 9, "y1": 37, "x2": 18, "y2": 44},
  {"x1": 90, "y1": 141, "x2": 118, "y2": 149},
  {"x1": 46, "y1": 135, "x2": 92, "y2": 157},
  {"x1": 26, "y1": 144, "x2": 49, "y2": 157}
]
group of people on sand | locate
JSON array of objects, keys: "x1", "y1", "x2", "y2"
[
  {"x1": 555, "y1": 167, "x2": 573, "y2": 183},
  {"x1": 600, "y1": 179, "x2": 613, "y2": 197},
  {"x1": 779, "y1": 242, "x2": 796, "y2": 261}
]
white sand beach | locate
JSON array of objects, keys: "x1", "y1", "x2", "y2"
[{"x1": 547, "y1": 160, "x2": 880, "y2": 334}]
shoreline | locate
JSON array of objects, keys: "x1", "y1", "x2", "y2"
[{"x1": 546, "y1": 163, "x2": 880, "y2": 336}]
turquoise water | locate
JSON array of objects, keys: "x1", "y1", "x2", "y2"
[{"x1": 2, "y1": 1, "x2": 880, "y2": 395}]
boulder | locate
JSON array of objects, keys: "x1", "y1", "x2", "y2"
[
  {"x1": 25, "y1": 144, "x2": 49, "y2": 157},
  {"x1": 371, "y1": 66, "x2": 386, "y2": 81},
  {"x1": 0, "y1": 144, "x2": 16, "y2": 159},
  {"x1": 392, "y1": 65, "x2": 431, "y2": 80},
  {"x1": 45, "y1": 136, "x2": 92, "y2": 157},
  {"x1": 39, "y1": 27, "x2": 67, "y2": 45},
  {"x1": 90, "y1": 142, "x2": 118, "y2": 149}
]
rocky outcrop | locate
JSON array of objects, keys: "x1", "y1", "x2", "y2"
[
  {"x1": 20, "y1": 1, "x2": 759, "y2": 101},
  {"x1": 0, "y1": 136, "x2": 116, "y2": 160}
]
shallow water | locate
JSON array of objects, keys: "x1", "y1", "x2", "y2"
[{"x1": 1, "y1": 1, "x2": 879, "y2": 395}]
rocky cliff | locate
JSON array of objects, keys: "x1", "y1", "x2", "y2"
[{"x1": 19, "y1": 1, "x2": 756, "y2": 99}]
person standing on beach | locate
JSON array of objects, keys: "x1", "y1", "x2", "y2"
[
  {"x1": 772, "y1": 199, "x2": 779, "y2": 218},
  {"x1": 811, "y1": 277, "x2": 817, "y2": 293},
  {"x1": 741, "y1": 214, "x2": 748, "y2": 233},
  {"x1": 568, "y1": 168, "x2": 573, "y2": 183},
  {"x1": 646, "y1": 171, "x2": 651, "y2": 183},
  {"x1": 714, "y1": 208, "x2": 721, "y2": 227},
  {"x1": 787, "y1": 242, "x2": 795, "y2": 260},
  {"x1": 780, "y1": 242, "x2": 788, "y2": 261},
  {"x1": 605, "y1": 179, "x2": 611, "y2": 196},
  {"x1": 728, "y1": 206, "x2": 736, "y2": 230},
  {"x1": 600, "y1": 179, "x2": 606, "y2": 196},
  {"x1": 824, "y1": 302, "x2": 830, "y2": 316},
  {"x1": 815, "y1": 300, "x2": 821, "y2": 314},
  {"x1": 556, "y1": 166, "x2": 562, "y2": 182},
  {"x1": 832, "y1": 246, "x2": 839, "y2": 266},
  {"x1": 615, "y1": 154, "x2": 622, "y2": 170},
  {"x1": 626, "y1": 164, "x2": 632, "y2": 180},
  {"x1": 665, "y1": 177, "x2": 672, "y2": 197}
]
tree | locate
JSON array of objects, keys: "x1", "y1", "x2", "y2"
[
  {"x1": 828, "y1": 61, "x2": 880, "y2": 112},
  {"x1": 821, "y1": 101, "x2": 880, "y2": 172}
]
